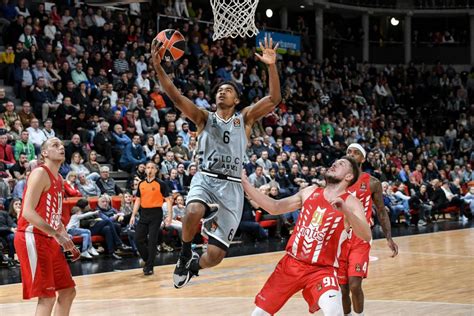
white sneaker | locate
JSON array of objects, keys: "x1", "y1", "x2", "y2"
[
  {"x1": 418, "y1": 220, "x2": 426, "y2": 226},
  {"x1": 81, "y1": 251, "x2": 93, "y2": 259},
  {"x1": 88, "y1": 247, "x2": 99, "y2": 256},
  {"x1": 461, "y1": 215, "x2": 469, "y2": 222}
]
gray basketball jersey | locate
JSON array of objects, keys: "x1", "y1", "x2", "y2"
[{"x1": 196, "y1": 112, "x2": 247, "y2": 178}]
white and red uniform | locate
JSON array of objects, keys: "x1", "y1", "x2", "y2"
[
  {"x1": 337, "y1": 172, "x2": 372, "y2": 285},
  {"x1": 14, "y1": 165, "x2": 75, "y2": 299},
  {"x1": 255, "y1": 187, "x2": 350, "y2": 314}
]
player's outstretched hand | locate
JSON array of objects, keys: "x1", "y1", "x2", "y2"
[
  {"x1": 255, "y1": 35, "x2": 279, "y2": 65},
  {"x1": 387, "y1": 238, "x2": 399, "y2": 257},
  {"x1": 151, "y1": 42, "x2": 163, "y2": 68}
]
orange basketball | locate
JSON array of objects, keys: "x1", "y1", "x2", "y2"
[{"x1": 152, "y1": 29, "x2": 186, "y2": 61}]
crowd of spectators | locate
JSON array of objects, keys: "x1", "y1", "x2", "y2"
[{"x1": 0, "y1": 1, "x2": 472, "y2": 265}]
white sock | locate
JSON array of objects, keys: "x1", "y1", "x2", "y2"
[
  {"x1": 353, "y1": 312, "x2": 364, "y2": 316},
  {"x1": 345, "y1": 314, "x2": 353, "y2": 316}
]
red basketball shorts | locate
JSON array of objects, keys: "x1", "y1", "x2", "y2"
[
  {"x1": 255, "y1": 254, "x2": 340, "y2": 315},
  {"x1": 337, "y1": 236, "x2": 370, "y2": 285},
  {"x1": 14, "y1": 231, "x2": 75, "y2": 299}
]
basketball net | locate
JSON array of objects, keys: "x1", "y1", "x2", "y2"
[{"x1": 210, "y1": 0, "x2": 260, "y2": 40}]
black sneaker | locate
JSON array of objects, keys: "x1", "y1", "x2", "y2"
[
  {"x1": 173, "y1": 251, "x2": 199, "y2": 289},
  {"x1": 143, "y1": 267, "x2": 154, "y2": 276}
]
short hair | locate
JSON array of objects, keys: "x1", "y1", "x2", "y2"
[
  {"x1": 215, "y1": 81, "x2": 241, "y2": 99},
  {"x1": 76, "y1": 198, "x2": 89, "y2": 209},
  {"x1": 100, "y1": 166, "x2": 110, "y2": 173},
  {"x1": 341, "y1": 156, "x2": 360, "y2": 187}
]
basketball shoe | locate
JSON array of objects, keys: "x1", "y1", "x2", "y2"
[{"x1": 173, "y1": 251, "x2": 200, "y2": 288}]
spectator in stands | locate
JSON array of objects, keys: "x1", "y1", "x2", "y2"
[
  {"x1": 3, "y1": 101, "x2": 19, "y2": 131},
  {"x1": 77, "y1": 173, "x2": 101, "y2": 197},
  {"x1": 119, "y1": 134, "x2": 146, "y2": 172},
  {"x1": 14, "y1": 131, "x2": 34, "y2": 161},
  {"x1": 0, "y1": 199, "x2": 17, "y2": 263},
  {"x1": 94, "y1": 121, "x2": 117, "y2": 168},
  {"x1": 256, "y1": 150, "x2": 273, "y2": 175},
  {"x1": 96, "y1": 166, "x2": 123, "y2": 196},
  {"x1": 84, "y1": 150, "x2": 101, "y2": 175},
  {"x1": 245, "y1": 153, "x2": 258, "y2": 176},
  {"x1": 161, "y1": 151, "x2": 177, "y2": 180},
  {"x1": 143, "y1": 135, "x2": 157, "y2": 160},
  {"x1": 141, "y1": 107, "x2": 159, "y2": 136},
  {"x1": 31, "y1": 76, "x2": 57, "y2": 122},
  {"x1": 194, "y1": 90, "x2": 210, "y2": 110},
  {"x1": 26, "y1": 118, "x2": 45, "y2": 155},
  {"x1": 75, "y1": 198, "x2": 128, "y2": 260},
  {"x1": 17, "y1": 101, "x2": 35, "y2": 128},
  {"x1": 183, "y1": 163, "x2": 196, "y2": 190},
  {"x1": 385, "y1": 183, "x2": 410, "y2": 225},
  {"x1": 66, "y1": 206, "x2": 100, "y2": 259},
  {"x1": 65, "y1": 134, "x2": 86, "y2": 164},
  {"x1": 70, "y1": 152, "x2": 99, "y2": 181},
  {"x1": 170, "y1": 135, "x2": 190, "y2": 165},
  {"x1": 64, "y1": 171, "x2": 82, "y2": 198},
  {"x1": 462, "y1": 186, "x2": 474, "y2": 216},
  {"x1": 432, "y1": 179, "x2": 470, "y2": 221},
  {"x1": 166, "y1": 168, "x2": 184, "y2": 194},
  {"x1": 239, "y1": 195, "x2": 268, "y2": 242},
  {"x1": 248, "y1": 165, "x2": 268, "y2": 188},
  {"x1": 0, "y1": 132, "x2": 15, "y2": 169}
]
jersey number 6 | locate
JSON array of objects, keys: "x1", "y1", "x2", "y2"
[{"x1": 223, "y1": 131, "x2": 230, "y2": 144}]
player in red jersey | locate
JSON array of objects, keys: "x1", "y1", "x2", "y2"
[
  {"x1": 338, "y1": 143, "x2": 399, "y2": 316},
  {"x1": 242, "y1": 156, "x2": 371, "y2": 316},
  {"x1": 14, "y1": 137, "x2": 78, "y2": 316}
]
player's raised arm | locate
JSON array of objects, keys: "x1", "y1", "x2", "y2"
[
  {"x1": 331, "y1": 195, "x2": 371, "y2": 242},
  {"x1": 151, "y1": 46, "x2": 207, "y2": 129},
  {"x1": 242, "y1": 171, "x2": 304, "y2": 215},
  {"x1": 242, "y1": 35, "x2": 281, "y2": 125}
]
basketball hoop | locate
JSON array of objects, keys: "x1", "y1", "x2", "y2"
[{"x1": 210, "y1": 0, "x2": 260, "y2": 41}]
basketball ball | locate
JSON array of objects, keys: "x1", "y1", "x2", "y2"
[{"x1": 152, "y1": 29, "x2": 185, "y2": 61}]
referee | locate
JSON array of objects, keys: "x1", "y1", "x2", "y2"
[{"x1": 130, "y1": 161, "x2": 172, "y2": 275}]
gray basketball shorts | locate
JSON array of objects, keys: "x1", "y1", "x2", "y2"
[{"x1": 186, "y1": 172, "x2": 244, "y2": 248}]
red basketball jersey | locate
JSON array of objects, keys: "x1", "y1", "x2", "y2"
[
  {"x1": 286, "y1": 187, "x2": 350, "y2": 267},
  {"x1": 17, "y1": 165, "x2": 64, "y2": 235},
  {"x1": 347, "y1": 172, "x2": 372, "y2": 223}
]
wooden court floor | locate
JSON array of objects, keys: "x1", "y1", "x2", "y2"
[{"x1": 0, "y1": 229, "x2": 472, "y2": 315}]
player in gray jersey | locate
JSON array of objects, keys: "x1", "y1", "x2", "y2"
[{"x1": 152, "y1": 36, "x2": 281, "y2": 288}]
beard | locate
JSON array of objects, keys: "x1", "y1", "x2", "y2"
[{"x1": 325, "y1": 174, "x2": 342, "y2": 185}]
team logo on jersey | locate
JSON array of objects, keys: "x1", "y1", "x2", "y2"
[
  {"x1": 210, "y1": 220, "x2": 219, "y2": 233},
  {"x1": 360, "y1": 183, "x2": 367, "y2": 192},
  {"x1": 355, "y1": 263, "x2": 361, "y2": 272},
  {"x1": 311, "y1": 206, "x2": 326, "y2": 226},
  {"x1": 233, "y1": 118, "x2": 241, "y2": 127}
]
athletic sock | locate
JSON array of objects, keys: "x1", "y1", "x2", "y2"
[
  {"x1": 344, "y1": 313, "x2": 353, "y2": 316},
  {"x1": 353, "y1": 312, "x2": 364, "y2": 316},
  {"x1": 182, "y1": 241, "x2": 192, "y2": 259}
]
